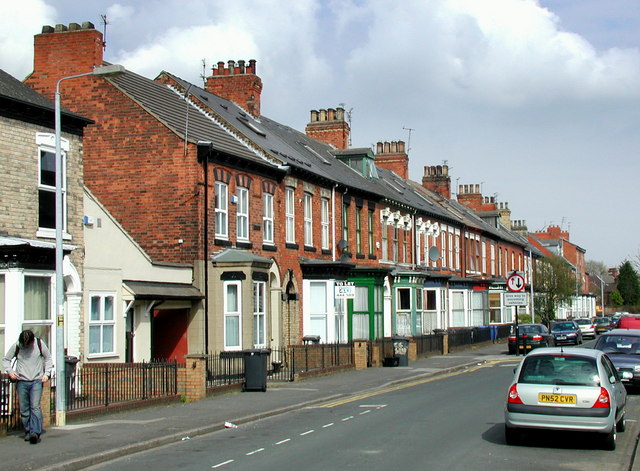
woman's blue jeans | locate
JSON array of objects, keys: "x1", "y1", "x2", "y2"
[{"x1": 16, "y1": 380, "x2": 43, "y2": 435}]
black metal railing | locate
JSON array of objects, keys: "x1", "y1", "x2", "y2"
[
  {"x1": 206, "y1": 352, "x2": 245, "y2": 389},
  {"x1": 447, "y1": 324, "x2": 512, "y2": 351},
  {"x1": 413, "y1": 334, "x2": 444, "y2": 356},
  {"x1": 0, "y1": 375, "x2": 21, "y2": 432},
  {"x1": 288, "y1": 342, "x2": 354, "y2": 376},
  {"x1": 52, "y1": 360, "x2": 181, "y2": 412}
]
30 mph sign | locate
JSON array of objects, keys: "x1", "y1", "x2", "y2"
[{"x1": 507, "y1": 273, "x2": 525, "y2": 292}]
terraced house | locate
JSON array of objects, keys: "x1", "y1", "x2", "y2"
[
  {"x1": 0, "y1": 68, "x2": 90, "y2": 361},
  {"x1": 18, "y1": 21, "x2": 538, "y2": 364}
]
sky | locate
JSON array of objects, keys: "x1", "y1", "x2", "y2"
[{"x1": 1, "y1": 0, "x2": 639, "y2": 269}]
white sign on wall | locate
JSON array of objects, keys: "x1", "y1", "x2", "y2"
[{"x1": 335, "y1": 281, "x2": 355, "y2": 299}]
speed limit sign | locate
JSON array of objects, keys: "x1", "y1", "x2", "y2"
[{"x1": 507, "y1": 273, "x2": 525, "y2": 292}]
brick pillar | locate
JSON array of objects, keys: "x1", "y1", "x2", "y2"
[
  {"x1": 441, "y1": 333, "x2": 449, "y2": 354},
  {"x1": 184, "y1": 355, "x2": 208, "y2": 402},
  {"x1": 408, "y1": 339, "x2": 417, "y2": 362},
  {"x1": 370, "y1": 342, "x2": 381, "y2": 367},
  {"x1": 353, "y1": 340, "x2": 368, "y2": 370},
  {"x1": 41, "y1": 381, "x2": 51, "y2": 427}
]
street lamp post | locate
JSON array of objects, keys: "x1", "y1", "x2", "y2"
[
  {"x1": 590, "y1": 273, "x2": 605, "y2": 317},
  {"x1": 54, "y1": 64, "x2": 124, "y2": 426}
]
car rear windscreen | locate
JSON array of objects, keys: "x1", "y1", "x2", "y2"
[
  {"x1": 595, "y1": 335, "x2": 640, "y2": 354},
  {"x1": 519, "y1": 355, "x2": 599, "y2": 386}
]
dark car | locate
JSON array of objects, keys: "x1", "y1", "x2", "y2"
[
  {"x1": 550, "y1": 320, "x2": 582, "y2": 346},
  {"x1": 508, "y1": 324, "x2": 552, "y2": 354},
  {"x1": 594, "y1": 329, "x2": 640, "y2": 387},
  {"x1": 595, "y1": 316, "x2": 614, "y2": 334}
]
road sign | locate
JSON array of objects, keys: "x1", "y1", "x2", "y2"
[
  {"x1": 506, "y1": 273, "x2": 525, "y2": 292},
  {"x1": 504, "y1": 292, "x2": 528, "y2": 306}
]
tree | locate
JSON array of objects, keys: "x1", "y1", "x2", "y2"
[
  {"x1": 533, "y1": 256, "x2": 576, "y2": 325},
  {"x1": 610, "y1": 290, "x2": 624, "y2": 306},
  {"x1": 586, "y1": 260, "x2": 608, "y2": 278},
  {"x1": 617, "y1": 260, "x2": 640, "y2": 306}
]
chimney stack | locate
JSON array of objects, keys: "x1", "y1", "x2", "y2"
[
  {"x1": 305, "y1": 107, "x2": 350, "y2": 149},
  {"x1": 374, "y1": 141, "x2": 408, "y2": 179},
  {"x1": 422, "y1": 165, "x2": 451, "y2": 200},
  {"x1": 25, "y1": 22, "x2": 104, "y2": 99},
  {"x1": 205, "y1": 59, "x2": 262, "y2": 117}
]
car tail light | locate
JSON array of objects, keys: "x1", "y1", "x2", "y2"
[
  {"x1": 508, "y1": 335, "x2": 516, "y2": 341},
  {"x1": 507, "y1": 384, "x2": 522, "y2": 404},
  {"x1": 531, "y1": 335, "x2": 543, "y2": 341},
  {"x1": 592, "y1": 387, "x2": 611, "y2": 408}
]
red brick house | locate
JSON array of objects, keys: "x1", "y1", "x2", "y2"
[{"x1": 21, "y1": 21, "x2": 540, "y2": 361}]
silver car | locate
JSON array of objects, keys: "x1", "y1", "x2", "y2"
[{"x1": 504, "y1": 348, "x2": 627, "y2": 450}]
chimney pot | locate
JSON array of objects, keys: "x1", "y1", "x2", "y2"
[
  {"x1": 42, "y1": 25, "x2": 54, "y2": 33},
  {"x1": 68, "y1": 23, "x2": 81, "y2": 31},
  {"x1": 55, "y1": 24, "x2": 68, "y2": 33},
  {"x1": 376, "y1": 142, "x2": 383, "y2": 153}
]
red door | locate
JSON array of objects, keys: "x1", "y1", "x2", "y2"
[{"x1": 152, "y1": 308, "x2": 189, "y2": 361}]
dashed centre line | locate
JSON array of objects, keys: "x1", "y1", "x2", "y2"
[
  {"x1": 246, "y1": 448, "x2": 264, "y2": 456},
  {"x1": 322, "y1": 423, "x2": 334, "y2": 428},
  {"x1": 300, "y1": 429, "x2": 315, "y2": 436},
  {"x1": 212, "y1": 459, "x2": 234, "y2": 468},
  {"x1": 275, "y1": 438, "x2": 291, "y2": 445}
]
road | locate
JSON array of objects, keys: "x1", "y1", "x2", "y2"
[{"x1": 88, "y1": 343, "x2": 640, "y2": 471}]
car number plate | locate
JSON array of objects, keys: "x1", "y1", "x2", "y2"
[
  {"x1": 557, "y1": 336, "x2": 566, "y2": 340},
  {"x1": 538, "y1": 393, "x2": 576, "y2": 404}
]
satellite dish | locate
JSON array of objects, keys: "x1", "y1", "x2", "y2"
[{"x1": 428, "y1": 246, "x2": 440, "y2": 262}]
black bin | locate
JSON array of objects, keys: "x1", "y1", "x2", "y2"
[
  {"x1": 64, "y1": 356, "x2": 79, "y2": 406},
  {"x1": 243, "y1": 349, "x2": 270, "y2": 392},
  {"x1": 392, "y1": 336, "x2": 409, "y2": 367}
]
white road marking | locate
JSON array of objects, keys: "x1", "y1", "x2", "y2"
[
  {"x1": 275, "y1": 438, "x2": 291, "y2": 445},
  {"x1": 342, "y1": 416, "x2": 354, "y2": 421},
  {"x1": 300, "y1": 430, "x2": 315, "y2": 436},
  {"x1": 212, "y1": 460, "x2": 234, "y2": 468},
  {"x1": 359, "y1": 404, "x2": 387, "y2": 408},
  {"x1": 322, "y1": 423, "x2": 334, "y2": 428},
  {"x1": 246, "y1": 448, "x2": 264, "y2": 456},
  {"x1": 359, "y1": 410, "x2": 371, "y2": 415}
]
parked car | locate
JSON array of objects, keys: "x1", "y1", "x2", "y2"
[
  {"x1": 550, "y1": 320, "x2": 582, "y2": 345},
  {"x1": 505, "y1": 347, "x2": 627, "y2": 450},
  {"x1": 595, "y1": 316, "x2": 614, "y2": 334},
  {"x1": 508, "y1": 324, "x2": 553, "y2": 354},
  {"x1": 594, "y1": 329, "x2": 640, "y2": 388},
  {"x1": 574, "y1": 318, "x2": 596, "y2": 339}
]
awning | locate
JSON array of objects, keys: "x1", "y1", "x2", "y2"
[
  {"x1": 0, "y1": 235, "x2": 75, "y2": 251},
  {"x1": 122, "y1": 280, "x2": 203, "y2": 301}
]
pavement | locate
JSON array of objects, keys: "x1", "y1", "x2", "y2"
[{"x1": 0, "y1": 341, "x2": 634, "y2": 471}]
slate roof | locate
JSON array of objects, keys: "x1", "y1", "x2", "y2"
[
  {"x1": 0, "y1": 68, "x2": 89, "y2": 124},
  {"x1": 107, "y1": 69, "x2": 283, "y2": 169},
  {"x1": 112, "y1": 69, "x2": 529, "y2": 248}
]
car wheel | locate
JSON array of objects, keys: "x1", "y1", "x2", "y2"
[
  {"x1": 616, "y1": 414, "x2": 626, "y2": 433},
  {"x1": 602, "y1": 427, "x2": 617, "y2": 451},
  {"x1": 505, "y1": 425, "x2": 520, "y2": 445}
]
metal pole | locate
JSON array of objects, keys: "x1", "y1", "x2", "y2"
[
  {"x1": 54, "y1": 64, "x2": 125, "y2": 426},
  {"x1": 54, "y1": 82, "x2": 66, "y2": 427}
]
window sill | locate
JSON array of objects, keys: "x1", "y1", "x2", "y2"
[
  {"x1": 36, "y1": 229, "x2": 72, "y2": 240},
  {"x1": 87, "y1": 353, "x2": 118, "y2": 360}
]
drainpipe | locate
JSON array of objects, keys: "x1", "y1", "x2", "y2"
[
  {"x1": 332, "y1": 184, "x2": 337, "y2": 262},
  {"x1": 198, "y1": 142, "x2": 212, "y2": 354}
]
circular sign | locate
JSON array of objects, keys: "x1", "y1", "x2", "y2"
[{"x1": 507, "y1": 273, "x2": 525, "y2": 292}]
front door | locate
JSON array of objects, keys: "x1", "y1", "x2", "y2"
[{"x1": 152, "y1": 309, "x2": 189, "y2": 361}]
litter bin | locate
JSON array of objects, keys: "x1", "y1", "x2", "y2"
[
  {"x1": 243, "y1": 349, "x2": 270, "y2": 392},
  {"x1": 64, "y1": 356, "x2": 79, "y2": 407},
  {"x1": 392, "y1": 336, "x2": 409, "y2": 367}
]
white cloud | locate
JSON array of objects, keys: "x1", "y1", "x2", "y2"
[{"x1": 0, "y1": 0, "x2": 56, "y2": 79}]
